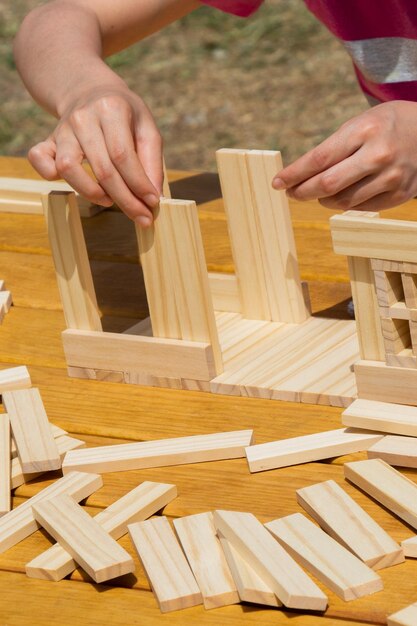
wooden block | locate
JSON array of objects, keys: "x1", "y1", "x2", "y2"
[
  {"x1": 388, "y1": 602, "x2": 417, "y2": 626},
  {"x1": 355, "y1": 360, "x2": 417, "y2": 405},
  {"x1": 371, "y1": 259, "x2": 407, "y2": 273},
  {"x1": 26, "y1": 481, "x2": 177, "y2": 581},
  {"x1": 296, "y1": 479, "x2": 404, "y2": 570},
  {"x1": 10, "y1": 422, "x2": 67, "y2": 460},
  {"x1": 345, "y1": 458, "x2": 417, "y2": 530},
  {"x1": 410, "y1": 320, "x2": 417, "y2": 356},
  {"x1": 43, "y1": 191, "x2": 102, "y2": 331},
  {"x1": 66, "y1": 366, "x2": 125, "y2": 383},
  {"x1": 386, "y1": 302, "x2": 410, "y2": 321},
  {"x1": 32, "y1": 493, "x2": 135, "y2": 583},
  {"x1": 402, "y1": 273, "x2": 417, "y2": 308},
  {"x1": 367, "y1": 435, "x2": 417, "y2": 468},
  {"x1": 0, "y1": 471, "x2": 102, "y2": 553},
  {"x1": 62, "y1": 429, "x2": 254, "y2": 474},
  {"x1": 62, "y1": 329, "x2": 217, "y2": 381},
  {"x1": 2, "y1": 388, "x2": 61, "y2": 473},
  {"x1": 208, "y1": 272, "x2": 241, "y2": 313},
  {"x1": 373, "y1": 269, "x2": 404, "y2": 308},
  {"x1": 173, "y1": 512, "x2": 239, "y2": 609},
  {"x1": 0, "y1": 366, "x2": 31, "y2": 393},
  {"x1": 128, "y1": 516, "x2": 203, "y2": 612},
  {"x1": 0, "y1": 415, "x2": 10, "y2": 517},
  {"x1": 265, "y1": 513, "x2": 383, "y2": 600},
  {"x1": 0, "y1": 290, "x2": 12, "y2": 313},
  {"x1": 212, "y1": 509, "x2": 327, "y2": 611},
  {"x1": 218, "y1": 532, "x2": 281, "y2": 607},
  {"x1": 380, "y1": 317, "x2": 410, "y2": 354},
  {"x1": 245, "y1": 428, "x2": 383, "y2": 473},
  {"x1": 401, "y1": 535, "x2": 417, "y2": 557},
  {"x1": 386, "y1": 349, "x2": 417, "y2": 369},
  {"x1": 342, "y1": 398, "x2": 417, "y2": 436}
]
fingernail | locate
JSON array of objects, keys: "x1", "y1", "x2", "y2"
[
  {"x1": 272, "y1": 177, "x2": 285, "y2": 190},
  {"x1": 135, "y1": 215, "x2": 152, "y2": 228},
  {"x1": 143, "y1": 193, "x2": 159, "y2": 208}
]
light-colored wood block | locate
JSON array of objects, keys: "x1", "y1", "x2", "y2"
[
  {"x1": 218, "y1": 532, "x2": 281, "y2": 607},
  {"x1": 62, "y1": 429, "x2": 254, "y2": 474},
  {"x1": 208, "y1": 272, "x2": 241, "y2": 313},
  {"x1": 245, "y1": 428, "x2": 383, "y2": 473},
  {"x1": 401, "y1": 535, "x2": 417, "y2": 557},
  {"x1": 10, "y1": 422, "x2": 67, "y2": 460},
  {"x1": 380, "y1": 317, "x2": 410, "y2": 354},
  {"x1": 0, "y1": 415, "x2": 10, "y2": 516},
  {"x1": 43, "y1": 191, "x2": 102, "y2": 331},
  {"x1": 2, "y1": 388, "x2": 61, "y2": 473},
  {"x1": 367, "y1": 435, "x2": 417, "y2": 468},
  {"x1": 173, "y1": 512, "x2": 239, "y2": 609},
  {"x1": 0, "y1": 366, "x2": 31, "y2": 393},
  {"x1": 373, "y1": 269, "x2": 404, "y2": 308},
  {"x1": 296, "y1": 479, "x2": 404, "y2": 570},
  {"x1": 32, "y1": 493, "x2": 135, "y2": 583},
  {"x1": 212, "y1": 509, "x2": 328, "y2": 611},
  {"x1": 0, "y1": 290, "x2": 12, "y2": 313},
  {"x1": 342, "y1": 398, "x2": 417, "y2": 436},
  {"x1": 265, "y1": 513, "x2": 383, "y2": 600},
  {"x1": 410, "y1": 320, "x2": 417, "y2": 356},
  {"x1": 128, "y1": 516, "x2": 203, "y2": 613},
  {"x1": 388, "y1": 602, "x2": 417, "y2": 626},
  {"x1": 386, "y1": 302, "x2": 411, "y2": 321},
  {"x1": 355, "y1": 360, "x2": 417, "y2": 405},
  {"x1": 386, "y1": 349, "x2": 417, "y2": 369},
  {"x1": 344, "y1": 458, "x2": 417, "y2": 531},
  {"x1": 0, "y1": 471, "x2": 102, "y2": 553},
  {"x1": 66, "y1": 366, "x2": 125, "y2": 383},
  {"x1": 26, "y1": 481, "x2": 177, "y2": 581},
  {"x1": 402, "y1": 273, "x2": 417, "y2": 308}
]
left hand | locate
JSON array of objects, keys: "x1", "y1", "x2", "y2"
[{"x1": 272, "y1": 101, "x2": 417, "y2": 211}]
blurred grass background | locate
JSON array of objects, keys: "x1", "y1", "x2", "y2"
[{"x1": 0, "y1": 0, "x2": 367, "y2": 171}]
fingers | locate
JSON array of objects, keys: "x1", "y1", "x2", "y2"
[
  {"x1": 134, "y1": 104, "x2": 164, "y2": 196},
  {"x1": 28, "y1": 138, "x2": 59, "y2": 180},
  {"x1": 323, "y1": 190, "x2": 410, "y2": 212}
]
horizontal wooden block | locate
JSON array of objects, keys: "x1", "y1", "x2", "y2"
[
  {"x1": 10, "y1": 422, "x2": 67, "y2": 460},
  {"x1": 367, "y1": 435, "x2": 417, "y2": 468},
  {"x1": 388, "y1": 601, "x2": 417, "y2": 626},
  {"x1": 0, "y1": 366, "x2": 31, "y2": 393},
  {"x1": 386, "y1": 349, "x2": 417, "y2": 369},
  {"x1": 245, "y1": 428, "x2": 383, "y2": 473},
  {"x1": 355, "y1": 360, "x2": 417, "y2": 405},
  {"x1": 62, "y1": 429, "x2": 254, "y2": 474},
  {"x1": 342, "y1": 398, "x2": 417, "y2": 437},
  {"x1": 67, "y1": 366, "x2": 125, "y2": 383},
  {"x1": 32, "y1": 494, "x2": 135, "y2": 583},
  {"x1": 62, "y1": 329, "x2": 217, "y2": 381},
  {"x1": 401, "y1": 535, "x2": 417, "y2": 558}
]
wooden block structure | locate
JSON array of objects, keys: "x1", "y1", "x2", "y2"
[{"x1": 45, "y1": 149, "x2": 360, "y2": 407}]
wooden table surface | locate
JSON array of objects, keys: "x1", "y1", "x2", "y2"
[{"x1": 1, "y1": 155, "x2": 417, "y2": 626}]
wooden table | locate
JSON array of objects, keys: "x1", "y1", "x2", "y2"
[{"x1": 1, "y1": 155, "x2": 417, "y2": 626}]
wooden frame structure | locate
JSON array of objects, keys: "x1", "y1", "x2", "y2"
[{"x1": 45, "y1": 149, "x2": 360, "y2": 407}]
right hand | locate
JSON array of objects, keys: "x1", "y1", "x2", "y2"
[{"x1": 28, "y1": 86, "x2": 163, "y2": 227}]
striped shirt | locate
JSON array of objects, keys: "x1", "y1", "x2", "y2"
[{"x1": 201, "y1": 0, "x2": 417, "y2": 103}]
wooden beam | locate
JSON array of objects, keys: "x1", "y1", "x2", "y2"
[
  {"x1": 342, "y1": 398, "x2": 417, "y2": 437},
  {"x1": 367, "y1": 435, "x2": 417, "y2": 468},
  {"x1": 0, "y1": 415, "x2": 10, "y2": 516},
  {"x1": 355, "y1": 360, "x2": 417, "y2": 405},
  {"x1": 0, "y1": 366, "x2": 31, "y2": 394}
]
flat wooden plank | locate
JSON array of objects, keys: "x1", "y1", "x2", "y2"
[
  {"x1": 0, "y1": 366, "x2": 31, "y2": 393},
  {"x1": 2, "y1": 388, "x2": 61, "y2": 473},
  {"x1": 173, "y1": 512, "x2": 239, "y2": 609},
  {"x1": 265, "y1": 513, "x2": 383, "y2": 600},
  {"x1": 342, "y1": 398, "x2": 417, "y2": 436},
  {"x1": 128, "y1": 516, "x2": 203, "y2": 613},
  {"x1": 296, "y1": 479, "x2": 404, "y2": 570},
  {"x1": 367, "y1": 435, "x2": 417, "y2": 468},
  {"x1": 62, "y1": 430, "x2": 254, "y2": 474},
  {"x1": 245, "y1": 428, "x2": 383, "y2": 473},
  {"x1": 26, "y1": 481, "x2": 177, "y2": 581},
  {"x1": 32, "y1": 493, "x2": 135, "y2": 583},
  {"x1": 0, "y1": 415, "x2": 10, "y2": 516},
  {"x1": 10, "y1": 422, "x2": 67, "y2": 460},
  {"x1": 212, "y1": 509, "x2": 328, "y2": 611},
  {"x1": 0, "y1": 471, "x2": 102, "y2": 553},
  {"x1": 388, "y1": 602, "x2": 417, "y2": 626},
  {"x1": 355, "y1": 360, "x2": 417, "y2": 405}
]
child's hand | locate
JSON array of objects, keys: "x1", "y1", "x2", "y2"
[
  {"x1": 28, "y1": 87, "x2": 163, "y2": 227},
  {"x1": 273, "y1": 101, "x2": 417, "y2": 211}
]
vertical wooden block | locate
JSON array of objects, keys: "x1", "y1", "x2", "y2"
[
  {"x1": 43, "y1": 191, "x2": 102, "y2": 331},
  {"x1": 0, "y1": 415, "x2": 10, "y2": 517},
  {"x1": 401, "y1": 273, "x2": 417, "y2": 308}
]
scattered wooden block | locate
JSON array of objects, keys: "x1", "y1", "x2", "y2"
[
  {"x1": 128, "y1": 516, "x2": 203, "y2": 613},
  {"x1": 62, "y1": 429, "x2": 254, "y2": 474},
  {"x1": 342, "y1": 398, "x2": 417, "y2": 436},
  {"x1": 245, "y1": 428, "x2": 383, "y2": 473},
  {"x1": 0, "y1": 471, "x2": 102, "y2": 553},
  {"x1": 212, "y1": 509, "x2": 327, "y2": 611},
  {"x1": 173, "y1": 512, "x2": 239, "y2": 609},
  {"x1": 344, "y1": 458, "x2": 417, "y2": 530},
  {"x1": 2, "y1": 388, "x2": 61, "y2": 473},
  {"x1": 26, "y1": 481, "x2": 177, "y2": 581},
  {"x1": 296, "y1": 479, "x2": 404, "y2": 570},
  {"x1": 367, "y1": 435, "x2": 417, "y2": 468},
  {"x1": 0, "y1": 290, "x2": 12, "y2": 314},
  {"x1": 10, "y1": 422, "x2": 67, "y2": 460},
  {"x1": 354, "y1": 360, "x2": 417, "y2": 405},
  {"x1": 0, "y1": 415, "x2": 10, "y2": 516},
  {"x1": 32, "y1": 493, "x2": 135, "y2": 583},
  {"x1": 388, "y1": 601, "x2": 417, "y2": 626},
  {"x1": 265, "y1": 513, "x2": 383, "y2": 601},
  {"x1": 401, "y1": 535, "x2": 417, "y2": 558},
  {"x1": 0, "y1": 366, "x2": 31, "y2": 394}
]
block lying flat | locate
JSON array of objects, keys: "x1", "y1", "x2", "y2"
[
  {"x1": 388, "y1": 602, "x2": 417, "y2": 626},
  {"x1": 344, "y1": 458, "x2": 417, "y2": 530},
  {"x1": 2, "y1": 388, "x2": 61, "y2": 473},
  {"x1": 26, "y1": 481, "x2": 177, "y2": 581},
  {"x1": 296, "y1": 480, "x2": 404, "y2": 569},
  {"x1": 342, "y1": 399, "x2": 417, "y2": 437},
  {"x1": 10, "y1": 422, "x2": 67, "y2": 460},
  {"x1": 62, "y1": 430, "x2": 254, "y2": 474},
  {"x1": 0, "y1": 471, "x2": 102, "y2": 553},
  {"x1": 401, "y1": 535, "x2": 417, "y2": 557},
  {"x1": 212, "y1": 509, "x2": 327, "y2": 611},
  {"x1": 265, "y1": 513, "x2": 383, "y2": 600},
  {"x1": 128, "y1": 516, "x2": 203, "y2": 613},
  {"x1": 0, "y1": 366, "x2": 31, "y2": 394},
  {"x1": 245, "y1": 428, "x2": 383, "y2": 473},
  {"x1": 32, "y1": 494, "x2": 135, "y2": 583},
  {"x1": 367, "y1": 435, "x2": 417, "y2": 468},
  {"x1": 0, "y1": 415, "x2": 10, "y2": 516},
  {"x1": 173, "y1": 512, "x2": 239, "y2": 609}
]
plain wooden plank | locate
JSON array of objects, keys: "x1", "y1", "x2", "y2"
[
  {"x1": 0, "y1": 366, "x2": 31, "y2": 393},
  {"x1": 296, "y1": 479, "x2": 404, "y2": 570},
  {"x1": 43, "y1": 191, "x2": 102, "y2": 331},
  {"x1": 26, "y1": 481, "x2": 177, "y2": 581},
  {"x1": 10, "y1": 422, "x2": 67, "y2": 460},
  {"x1": 2, "y1": 388, "x2": 61, "y2": 473},
  {"x1": 265, "y1": 513, "x2": 383, "y2": 600},
  {"x1": 388, "y1": 602, "x2": 417, "y2": 626},
  {"x1": 342, "y1": 398, "x2": 417, "y2": 436},
  {"x1": 173, "y1": 512, "x2": 239, "y2": 609},
  {"x1": 32, "y1": 493, "x2": 135, "y2": 583},
  {"x1": 62, "y1": 430, "x2": 254, "y2": 474},
  {"x1": 208, "y1": 273, "x2": 241, "y2": 313},
  {"x1": 344, "y1": 458, "x2": 417, "y2": 530},
  {"x1": 367, "y1": 435, "x2": 417, "y2": 468},
  {"x1": 245, "y1": 428, "x2": 383, "y2": 473},
  {"x1": 128, "y1": 516, "x2": 203, "y2": 613},
  {"x1": 355, "y1": 360, "x2": 417, "y2": 405},
  {"x1": 0, "y1": 471, "x2": 102, "y2": 553},
  {"x1": 0, "y1": 415, "x2": 10, "y2": 516},
  {"x1": 212, "y1": 509, "x2": 328, "y2": 611}
]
